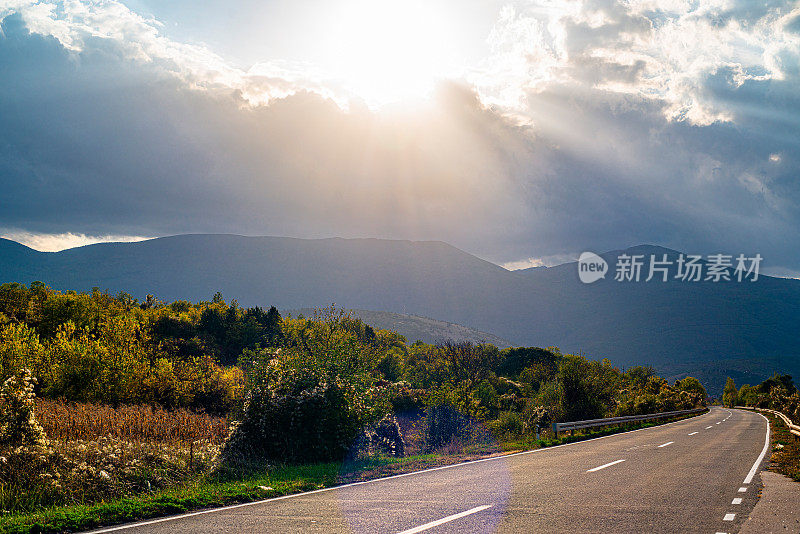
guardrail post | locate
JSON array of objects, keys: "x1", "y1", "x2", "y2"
[{"x1": 552, "y1": 422, "x2": 557, "y2": 438}]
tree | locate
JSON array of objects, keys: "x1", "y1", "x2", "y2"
[
  {"x1": 738, "y1": 384, "x2": 757, "y2": 406},
  {"x1": 675, "y1": 376, "x2": 706, "y2": 400},
  {"x1": 722, "y1": 377, "x2": 738, "y2": 408},
  {"x1": 495, "y1": 347, "x2": 557, "y2": 379}
]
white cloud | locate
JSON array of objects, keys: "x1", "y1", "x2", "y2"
[
  {"x1": 502, "y1": 252, "x2": 578, "y2": 270},
  {"x1": 5, "y1": 0, "x2": 798, "y2": 125},
  {"x1": 0, "y1": 230, "x2": 150, "y2": 252},
  {"x1": 472, "y1": 0, "x2": 800, "y2": 125},
  {"x1": 1, "y1": 0, "x2": 347, "y2": 107}
]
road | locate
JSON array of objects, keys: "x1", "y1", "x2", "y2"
[{"x1": 92, "y1": 407, "x2": 769, "y2": 533}]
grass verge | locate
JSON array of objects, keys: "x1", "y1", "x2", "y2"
[{"x1": 0, "y1": 410, "x2": 708, "y2": 534}]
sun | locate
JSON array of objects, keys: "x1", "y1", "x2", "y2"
[{"x1": 322, "y1": 0, "x2": 459, "y2": 108}]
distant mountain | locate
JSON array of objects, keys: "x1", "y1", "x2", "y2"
[
  {"x1": 1, "y1": 234, "x2": 798, "y2": 391},
  {"x1": 287, "y1": 308, "x2": 512, "y2": 348},
  {"x1": 513, "y1": 265, "x2": 547, "y2": 275}
]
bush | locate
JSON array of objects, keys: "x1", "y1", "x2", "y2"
[
  {"x1": 422, "y1": 404, "x2": 474, "y2": 451},
  {"x1": 387, "y1": 382, "x2": 425, "y2": 413},
  {"x1": 222, "y1": 381, "x2": 368, "y2": 465},
  {"x1": 522, "y1": 404, "x2": 551, "y2": 434},
  {"x1": 222, "y1": 319, "x2": 391, "y2": 467},
  {"x1": 489, "y1": 411, "x2": 523, "y2": 438},
  {"x1": 350, "y1": 415, "x2": 405, "y2": 459},
  {"x1": 0, "y1": 369, "x2": 47, "y2": 449}
]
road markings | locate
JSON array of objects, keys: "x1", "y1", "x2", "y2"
[
  {"x1": 396, "y1": 505, "x2": 492, "y2": 534},
  {"x1": 706, "y1": 425, "x2": 714, "y2": 429},
  {"x1": 657, "y1": 441, "x2": 674, "y2": 448},
  {"x1": 723, "y1": 513, "x2": 736, "y2": 521},
  {"x1": 688, "y1": 431, "x2": 698, "y2": 435},
  {"x1": 732, "y1": 498, "x2": 742, "y2": 505},
  {"x1": 587, "y1": 459, "x2": 626, "y2": 472},
  {"x1": 716, "y1": 422, "x2": 721, "y2": 425},
  {"x1": 738, "y1": 487, "x2": 747, "y2": 492},
  {"x1": 744, "y1": 413, "x2": 770, "y2": 484},
  {"x1": 86, "y1": 411, "x2": 708, "y2": 533}
]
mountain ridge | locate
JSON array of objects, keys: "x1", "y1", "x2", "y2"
[{"x1": 1, "y1": 233, "x2": 797, "y2": 391}]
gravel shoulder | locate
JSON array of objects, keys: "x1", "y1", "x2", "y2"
[{"x1": 739, "y1": 471, "x2": 800, "y2": 534}]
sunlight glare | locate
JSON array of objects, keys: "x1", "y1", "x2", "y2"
[{"x1": 323, "y1": 0, "x2": 459, "y2": 108}]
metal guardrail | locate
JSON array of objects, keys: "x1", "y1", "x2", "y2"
[
  {"x1": 744, "y1": 406, "x2": 800, "y2": 438},
  {"x1": 552, "y1": 407, "x2": 706, "y2": 435}
]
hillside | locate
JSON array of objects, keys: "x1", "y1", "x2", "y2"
[
  {"x1": 287, "y1": 308, "x2": 511, "y2": 347},
  {"x1": 1, "y1": 234, "x2": 798, "y2": 390}
]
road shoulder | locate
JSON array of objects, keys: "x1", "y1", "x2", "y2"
[{"x1": 739, "y1": 471, "x2": 800, "y2": 534}]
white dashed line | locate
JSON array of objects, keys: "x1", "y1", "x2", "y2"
[
  {"x1": 396, "y1": 505, "x2": 493, "y2": 534},
  {"x1": 716, "y1": 422, "x2": 721, "y2": 425},
  {"x1": 587, "y1": 459, "x2": 626, "y2": 472},
  {"x1": 688, "y1": 431, "x2": 699, "y2": 436},
  {"x1": 723, "y1": 513, "x2": 736, "y2": 521},
  {"x1": 738, "y1": 487, "x2": 747, "y2": 492},
  {"x1": 706, "y1": 425, "x2": 714, "y2": 429},
  {"x1": 658, "y1": 441, "x2": 674, "y2": 448},
  {"x1": 732, "y1": 498, "x2": 742, "y2": 505}
]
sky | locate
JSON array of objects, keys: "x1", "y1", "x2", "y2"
[{"x1": 0, "y1": 0, "x2": 799, "y2": 276}]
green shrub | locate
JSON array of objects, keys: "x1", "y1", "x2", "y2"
[
  {"x1": 422, "y1": 404, "x2": 473, "y2": 451},
  {"x1": 222, "y1": 315, "x2": 391, "y2": 467},
  {"x1": 223, "y1": 381, "x2": 366, "y2": 465},
  {"x1": 489, "y1": 411, "x2": 523, "y2": 438}
]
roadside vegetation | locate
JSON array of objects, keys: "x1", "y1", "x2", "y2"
[
  {"x1": 731, "y1": 374, "x2": 800, "y2": 422},
  {"x1": 761, "y1": 411, "x2": 800, "y2": 483},
  {"x1": 728, "y1": 374, "x2": 800, "y2": 482},
  {"x1": 0, "y1": 282, "x2": 707, "y2": 532}
]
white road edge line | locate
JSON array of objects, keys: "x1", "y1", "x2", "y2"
[
  {"x1": 743, "y1": 412, "x2": 770, "y2": 484},
  {"x1": 587, "y1": 459, "x2": 626, "y2": 472},
  {"x1": 658, "y1": 441, "x2": 674, "y2": 448},
  {"x1": 86, "y1": 409, "x2": 713, "y2": 533},
  {"x1": 396, "y1": 505, "x2": 492, "y2": 534},
  {"x1": 688, "y1": 431, "x2": 698, "y2": 436}
]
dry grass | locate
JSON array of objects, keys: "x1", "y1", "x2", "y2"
[{"x1": 36, "y1": 399, "x2": 229, "y2": 445}]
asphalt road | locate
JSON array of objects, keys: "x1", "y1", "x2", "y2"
[{"x1": 92, "y1": 407, "x2": 769, "y2": 534}]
